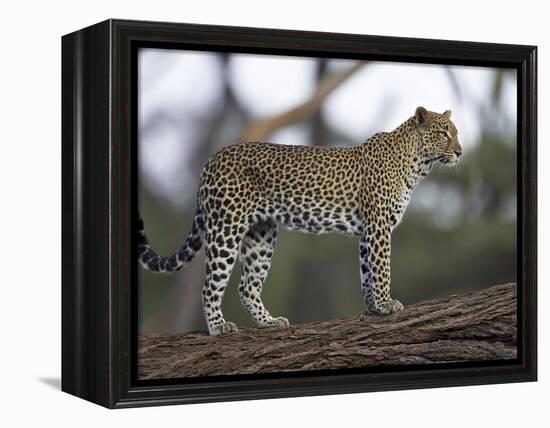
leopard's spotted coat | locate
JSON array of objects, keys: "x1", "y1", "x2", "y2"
[{"x1": 138, "y1": 107, "x2": 462, "y2": 336}]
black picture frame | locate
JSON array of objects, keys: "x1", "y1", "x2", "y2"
[{"x1": 61, "y1": 19, "x2": 537, "y2": 408}]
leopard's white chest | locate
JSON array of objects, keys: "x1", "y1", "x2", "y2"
[
  {"x1": 390, "y1": 194, "x2": 411, "y2": 229},
  {"x1": 390, "y1": 163, "x2": 430, "y2": 229}
]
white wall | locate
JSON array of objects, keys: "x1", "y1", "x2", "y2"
[{"x1": 0, "y1": 0, "x2": 546, "y2": 426}]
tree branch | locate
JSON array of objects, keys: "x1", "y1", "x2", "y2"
[
  {"x1": 138, "y1": 283, "x2": 517, "y2": 379},
  {"x1": 241, "y1": 61, "x2": 367, "y2": 141}
]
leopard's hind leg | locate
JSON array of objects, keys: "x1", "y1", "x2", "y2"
[
  {"x1": 202, "y1": 225, "x2": 243, "y2": 336},
  {"x1": 238, "y1": 219, "x2": 289, "y2": 328}
]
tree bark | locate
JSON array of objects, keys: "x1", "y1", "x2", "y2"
[{"x1": 138, "y1": 283, "x2": 517, "y2": 380}]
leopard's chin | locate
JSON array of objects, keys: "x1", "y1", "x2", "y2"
[{"x1": 439, "y1": 154, "x2": 459, "y2": 166}]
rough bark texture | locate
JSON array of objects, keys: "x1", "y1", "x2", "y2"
[{"x1": 138, "y1": 283, "x2": 517, "y2": 379}]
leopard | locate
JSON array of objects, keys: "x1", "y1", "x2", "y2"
[{"x1": 138, "y1": 106, "x2": 462, "y2": 336}]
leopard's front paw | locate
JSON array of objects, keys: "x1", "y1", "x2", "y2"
[
  {"x1": 365, "y1": 299, "x2": 404, "y2": 316},
  {"x1": 260, "y1": 316, "x2": 290, "y2": 328},
  {"x1": 272, "y1": 316, "x2": 290, "y2": 327},
  {"x1": 390, "y1": 299, "x2": 404, "y2": 312},
  {"x1": 210, "y1": 321, "x2": 238, "y2": 336}
]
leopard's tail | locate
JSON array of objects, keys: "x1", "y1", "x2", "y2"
[{"x1": 137, "y1": 208, "x2": 205, "y2": 273}]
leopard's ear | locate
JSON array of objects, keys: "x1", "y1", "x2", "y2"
[
  {"x1": 443, "y1": 110, "x2": 452, "y2": 119},
  {"x1": 414, "y1": 106, "x2": 430, "y2": 128}
]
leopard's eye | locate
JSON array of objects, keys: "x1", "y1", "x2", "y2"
[{"x1": 438, "y1": 130, "x2": 449, "y2": 139}]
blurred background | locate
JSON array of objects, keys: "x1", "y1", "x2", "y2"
[{"x1": 138, "y1": 48, "x2": 517, "y2": 335}]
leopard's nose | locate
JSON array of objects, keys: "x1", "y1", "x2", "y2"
[{"x1": 454, "y1": 149, "x2": 462, "y2": 158}]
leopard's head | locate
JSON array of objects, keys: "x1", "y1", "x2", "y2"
[{"x1": 414, "y1": 106, "x2": 462, "y2": 166}]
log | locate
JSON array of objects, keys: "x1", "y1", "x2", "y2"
[{"x1": 138, "y1": 283, "x2": 517, "y2": 379}]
